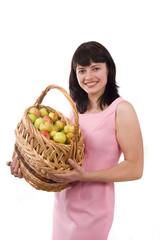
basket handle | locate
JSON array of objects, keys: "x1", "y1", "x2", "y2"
[{"x1": 34, "y1": 84, "x2": 79, "y2": 140}]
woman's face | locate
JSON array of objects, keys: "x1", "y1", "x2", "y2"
[{"x1": 76, "y1": 61, "x2": 108, "y2": 98}]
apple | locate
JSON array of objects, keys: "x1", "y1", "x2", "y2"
[
  {"x1": 54, "y1": 132, "x2": 66, "y2": 143},
  {"x1": 39, "y1": 107, "x2": 48, "y2": 117},
  {"x1": 64, "y1": 124, "x2": 74, "y2": 134},
  {"x1": 66, "y1": 132, "x2": 73, "y2": 144},
  {"x1": 50, "y1": 124, "x2": 59, "y2": 132},
  {"x1": 55, "y1": 120, "x2": 66, "y2": 131},
  {"x1": 34, "y1": 117, "x2": 44, "y2": 129},
  {"x1": 50, "y1": 130, "x2": 57, "y2": 139},
  {"x1": 28, "y1": 113, "x2": 37, "y2": 123},
  {"x1": 29, "y1": 107, "x2": 40, "y2": 117},
  {"x1": 49, "y1": 112, "x2": 58, "y2": 122},
  {"x1": 40, "y1": 130, "x2": 50, "y2": 139},
  {"x1": 43, "y1": 116, "x2": 53, "y2": 124},
  {"x1": 39, "y1": 121, "x2": 52, "y2": 132}
]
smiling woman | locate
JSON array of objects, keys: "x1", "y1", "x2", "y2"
[
  {"x1": 50, "y1": 41, "x2": 144, "y2": 240},
  {"x1": 7, "y1": 41, "x2": 144, "y2": 240}
]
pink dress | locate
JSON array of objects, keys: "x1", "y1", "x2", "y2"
[{"x1": 52, "y1": 97, "x2": 125, "y2": 240}]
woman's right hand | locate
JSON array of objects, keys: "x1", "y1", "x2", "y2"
[{"x1": 6, "y1": 151, "x2": 23, "y2": 178}]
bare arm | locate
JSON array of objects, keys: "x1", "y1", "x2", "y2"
[{"x1": 84, "y1": 101, "x2": 144, "y2": 182}]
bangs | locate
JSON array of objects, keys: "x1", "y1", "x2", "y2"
[{"x1": 72, "y1": 46, "x2": 106, "y2": 70}]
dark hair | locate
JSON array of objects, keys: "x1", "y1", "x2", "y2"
[{"x1": 69, "y1": 41, "x2": 120, "y2": 113}]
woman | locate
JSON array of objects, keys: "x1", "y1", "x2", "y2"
[{"x1": 7, "y1": 41, "x2": 144, "y2": 240}]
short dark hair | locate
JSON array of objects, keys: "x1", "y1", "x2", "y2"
[{"x1": 69, "y1": 41, "x2": 120, "y2": 113}]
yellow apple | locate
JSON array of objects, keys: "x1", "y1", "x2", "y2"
[
  {"x1": 64, "y1": 124, "x2": 74, "y2": 133},
  {"x1": 50, "y1": 124, "x2": 59, "y2": 132},
  {"x1": 66, "y1": 132, "x2": 73, "y2": 144},
  {"x1": 55, "y1": 120, "x2": 66, "y2": 131},
  {"x1": 49, "y1": 112, "x2": 58, "y2": 122},
  {"x1": 39, "y1": 107, "x2": 48, "y2": 117},
  {"x1": 39, "y1": 121, "x2": 52, "y2": 132},
  {"x1": 50, "y1": 130, "x2": 57, "y2": 139},
  {"x1": 54, "y1": 132, "x2": 66, "y2": 143}
]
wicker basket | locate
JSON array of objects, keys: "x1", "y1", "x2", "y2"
[{"x1": 14, "y1": 84, "x2": 84, "y2": 192}]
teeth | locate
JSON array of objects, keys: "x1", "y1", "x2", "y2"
[{"x1": 85, "y1": 82, "x2": 97, "y2": 86}]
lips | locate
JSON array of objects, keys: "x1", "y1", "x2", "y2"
[{"x1": 84, "y1": 81, "x2": 98, "y2": 87}]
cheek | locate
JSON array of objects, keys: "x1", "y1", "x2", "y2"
[{"x1": 77, "y1": 75, "x2": 84, "y2": 86}]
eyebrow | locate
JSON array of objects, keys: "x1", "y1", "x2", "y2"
[{"x1": 76, "y1": 64, "x2": 102, "y2": 70}]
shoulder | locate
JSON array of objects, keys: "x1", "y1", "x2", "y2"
[
  {"x1": 116, "y1": 100, "x2": 134, "y2": 112},
  {"x1": 115, "y1": 100, "x2": 139, "y2": 129},
  {"x1": 116, "y1": 100, "x2": 136, "y2": 116}
]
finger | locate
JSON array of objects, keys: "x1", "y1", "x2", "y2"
[
  {"x1": 18, "y1": 169, "x2": 23, "y2": 179},
  {"x1": 11, "y1": 155, "x2": 19, "y2": 174},
  {"x1": 68, "y1": 159, "x2": 80, "y2": 169},
  {"x1": 47, "y1": 174, "x2": 64, "y2": 182},
  {"x1": 14, "y1": 158, "x2": 20, "y2": 174},
  {"x1": 47, "y1": 173, "x2": 69, "y2": 183}
]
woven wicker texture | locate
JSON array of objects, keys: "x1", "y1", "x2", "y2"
[{"x1": 14, "y1": 84, "x2": 84, "y2": 192}]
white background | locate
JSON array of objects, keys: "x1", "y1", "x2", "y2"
[{"x1": 0, "y1": 0, "x2": 160, "y2": 239}]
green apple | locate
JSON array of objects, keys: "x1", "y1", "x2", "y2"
[
  {"x1": 39, "y1": 121, "x2": 52, "y2": 132},
  {"x1": 64, "y1": 124, "x2": 74, "y2": 133},
  {"x1": 28, "y1": 113, "x2": 37, "y2": 123},
  {"x1": 54, "y1": 132, "x2": 66, "y2": 143},
  {"x1": 34, "y1": 117, "x2": 44, "y2": 129},
  {"x1": 55, "y1": 120, "x2": 66, "y2": 131},
  {"x1": 49, "y1": 112, "x2": 58, "y2": 122},
  {"x1": 29, "y1": 107, "x2": 40, "y2": 117},
  {"x1": 40, "y1": 130, "x2": 50, "y2": 139},
  {"x1": 50, "y1": 124, "x2": 59, "y2": 132},
  {"x1": 39, "y1": 107, "x2": 48, "y2": 117},
  {"x1": 50, "y1": 130, "x2": 57, "y2": 139}
]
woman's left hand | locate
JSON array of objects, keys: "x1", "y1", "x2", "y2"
[{"x1": 47, "y1": 159, "x2": 87, "y2": 184}]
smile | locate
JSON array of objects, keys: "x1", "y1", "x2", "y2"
[{"x1": 84, "y1": 81, "x2": 98, "y2": 88}]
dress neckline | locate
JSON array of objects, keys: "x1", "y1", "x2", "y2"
[{"x1": 79, "y1": 97, "x2": 122, "y2": 116}]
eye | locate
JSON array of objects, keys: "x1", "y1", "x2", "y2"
[
  {"x1": 93, "y1": 67, "x2": 100, "y2": 71},
  {"x1": 78, "y1": 69, "x2": 85, "y2": 74}
]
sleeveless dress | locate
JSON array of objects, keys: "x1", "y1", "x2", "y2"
[{"x1": 52, "y1": 97, "x2": 125, "y2": 240}]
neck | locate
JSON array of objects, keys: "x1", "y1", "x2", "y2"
[{"x1": 88, "y1": 95, "x2": 99, "y2": 110}]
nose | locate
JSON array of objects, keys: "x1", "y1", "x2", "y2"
[{"x1": 85, "y1": 69, "x2": 93, "y2": 80}]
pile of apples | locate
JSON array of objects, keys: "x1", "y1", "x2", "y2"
[{"x1": 28, "y1": 106, "x2": 78, "y2": 144}]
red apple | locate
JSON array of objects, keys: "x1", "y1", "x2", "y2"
[
  {"x1": 40, "y1": 130, "x2": 50, "y2": 139},
  {"x1": 43, "y1": 116, "x2": 53, "y2": 124},
  {"x1": 29, "y1": 107, "x2": 40, "y2": 117}
]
